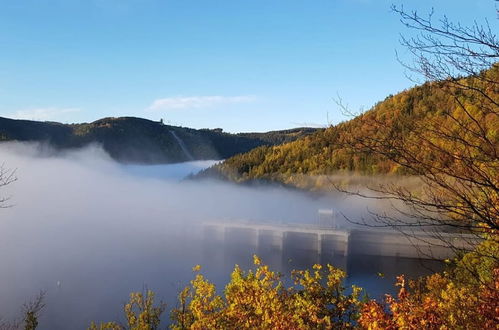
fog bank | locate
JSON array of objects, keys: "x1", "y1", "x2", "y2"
[
  {"x1": 0, "y1": 142, "x2": 433, "y2": 329},
  {"x1": 0, "y1": 143, "x2": 341, "y2": 328}
]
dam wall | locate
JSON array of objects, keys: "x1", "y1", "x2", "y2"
[{"x1": 203, "y1": 221, "x2": 479, "y2": 260}]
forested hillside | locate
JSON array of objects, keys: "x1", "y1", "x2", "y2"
[
  {"x1": 199, "y1": 65, "x2": 498, "y2": 189},
  {"x1": 0, "y1": 116, "x2": 318, "y2": 163}
]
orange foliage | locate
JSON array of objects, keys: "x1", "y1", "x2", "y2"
[{"x1": 359, "y1": 269, "x2": 499, "y2": 329}]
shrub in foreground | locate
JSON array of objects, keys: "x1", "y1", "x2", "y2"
[{"x1": 89, "y1": 241, "x2": 498, "y2": 329}]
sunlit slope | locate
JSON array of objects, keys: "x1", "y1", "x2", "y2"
[
  {"x1": 199, "y1": 67, "x2": 498, "y2": 186},
  {"x1": 0, "y1": 116, "x2": 318, "y2": 163}
]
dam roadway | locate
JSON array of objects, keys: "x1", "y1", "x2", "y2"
[{"x1": 203, "y1": 221, "x2": 479, "y2": 260}]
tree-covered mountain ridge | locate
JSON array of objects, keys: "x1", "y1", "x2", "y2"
[
  {"x1": 198, "y1": 66, "x2": 498, "y2": 189},
  {"x1": 0, "y1": 116, "x2": 320, "y2": 163}
]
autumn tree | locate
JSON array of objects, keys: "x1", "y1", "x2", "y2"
[
  {"x1": 358, "y1": 239, "x2": 499, "y2": 329},
  {"x1": 0, "y1": 165, "x2": 25, "y2": 330},
  {"x1": 0, "y1": 291, "x2": 45, "y2": 330},
  {"x1": 0, "y1": 164, "x2": 16, "y2": 209},
  {"x1": 329, "y1": 5, "x2": 499, "y2": 327},
  {"x1": 170, "y1": 256, "x2": 362, "y2": 330},
  {"x1": 334, "y1": 4, "x2": 498, "y2": 262},
  {"x1": 91, "y1": 250, "x2": 499, "y2": 329},
  {"x1": 89, "y1": 290, "x2": 166, "y2": 330}
]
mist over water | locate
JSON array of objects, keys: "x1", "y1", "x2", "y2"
[
  {"x1": 0, "y1": 142, "x2": 441, "y2": 329},
  {"x1": 122, "y1": 160, "x2": 220, "y2": 181}
]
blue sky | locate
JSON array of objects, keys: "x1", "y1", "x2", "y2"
[{"x1": 0, "y1": 0, "x2": 496, "y2": 132}]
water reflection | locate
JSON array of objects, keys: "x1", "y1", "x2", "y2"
[
  {"x1": 202, "y1": 226, "x2": 443, "y2": 301},
  {"x1": 0, "y1": 220, "x2": 444, "y2": 329}
]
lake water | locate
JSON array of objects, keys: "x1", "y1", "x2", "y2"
[{"x1": 0, "y1": 145, "x2": 443, "y2": 329}]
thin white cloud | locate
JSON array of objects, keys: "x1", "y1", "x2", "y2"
[
  {"x1": 10, "y1": 107, "x2": 80, "y2": 122},
  {"x1": 148, "y1": 95, "x2": 255, "y2": 111},
  {"x1": 291, "y1": 122, "x2": 328, "y2": 128}
]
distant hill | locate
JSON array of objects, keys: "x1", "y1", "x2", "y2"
[
  {"x1": 197, "y1": 66, "x2": 498, "y2": 189},
  {"x1": 0, "y1": 116, "x2": 319, "y2": 163}
]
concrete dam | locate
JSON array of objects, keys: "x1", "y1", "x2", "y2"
[{"x1": 203, "y1": 211, "x2": 479, "y2": 261}]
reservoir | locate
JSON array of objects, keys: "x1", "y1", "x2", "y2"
[{"x1": 0, "y1": 147, "x2": 446, "y2": 329}]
